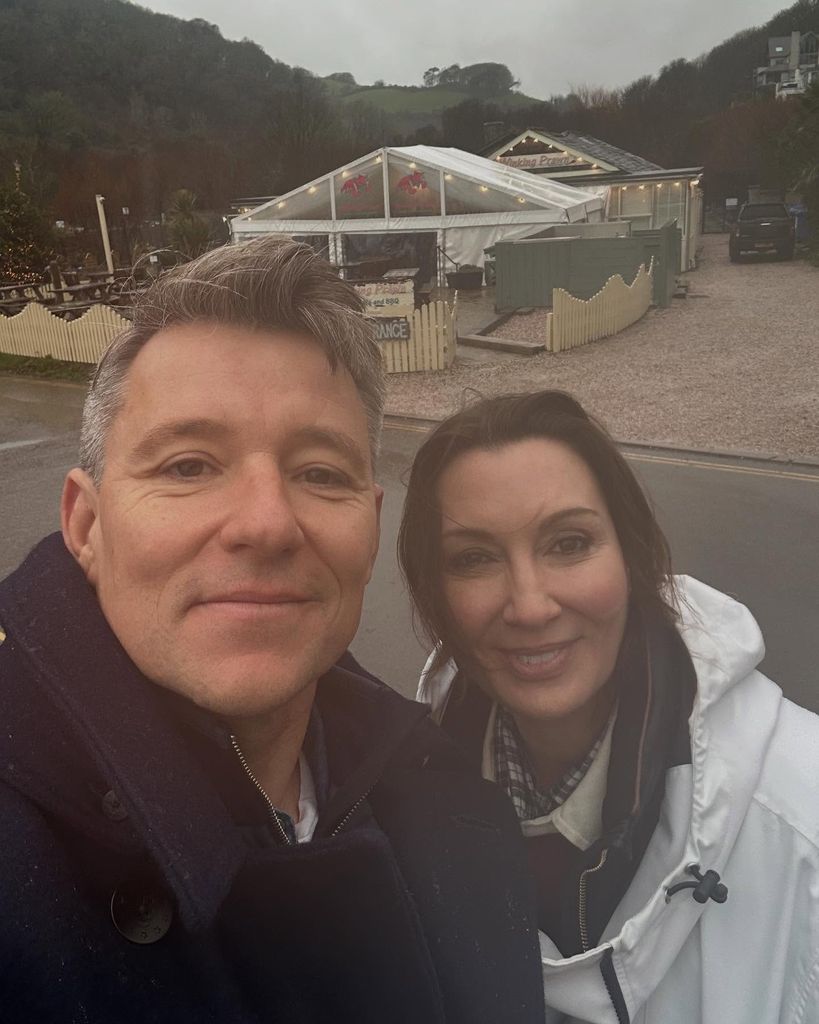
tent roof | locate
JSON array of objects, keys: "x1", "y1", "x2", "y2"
[
  {"x1": 233, "y1": 145, "x2": 604, "y2": 227},
  {"x1": 390, "y1": 146, "x2": 605, "y2": 211}
]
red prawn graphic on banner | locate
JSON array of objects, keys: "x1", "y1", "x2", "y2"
[
  {"x1": 396, "y1": 170, "x2": 428, "y2": 196},
  {"x1": 341, "y1": 174, "x2": 370, "y2": 196}
]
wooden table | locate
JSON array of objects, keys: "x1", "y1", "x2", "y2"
[{"x1": 61, "y1": 281, "x2": 113, "y2": 302}]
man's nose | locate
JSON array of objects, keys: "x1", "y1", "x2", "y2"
[
  {"x1": 218, "y1": 463, "x2": 304, "y2": 555},
  {"x1": 502, "y1": 562, "x2": 562, "y2": 629}
]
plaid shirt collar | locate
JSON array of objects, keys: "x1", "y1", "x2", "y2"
[{"x1": 492, "y1": 703, "x2": 607, "y2": 823}]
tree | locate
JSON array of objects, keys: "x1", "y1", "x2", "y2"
[
  {"x1": 0, "y1": 183, "x2": 54, "y2": 283},
  {"x1": 780, "y1": 80, "x2": 819, "y2": 251},
  {"x1": 164, "y1": 189, "x2": 209, "y2": 258},
  {"x1": 422, "y1": 67, "x2": 440, "y2": 88}
]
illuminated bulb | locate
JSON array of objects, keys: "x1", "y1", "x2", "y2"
[
  {"x1": 376, "y1": 155, "x2": 382, "y2": 163},
  {"x1": 409, "y1": 162, "x2": 416, "y2": 168},
  {"x1": 517, "y1": 196, "x2": 525, "y2": 203},
  {"x1": 479, "y1": 185, "x2": 488, "y2": 192},
  {"x1": 277, "y1": 201, "x2": 285, "y2": 208},
  {"x1": 656, "y1": 183, "x2": 663, "y2": 189},
  {"x1": 308, "y1": 186, "x2": 317, "y2": 194},
  {"x1": 342, "y1": 171, "x2": 348, "y2": 178},
  {"x1": 639, "y1": 185, "x2": 646, "y2": 190},
  {"x1": 674, "y1": 181, "x2": 681, "y2": 187},
  {"x1": 445, "y1": 173, "x2": 453, "y2": 180},
  {"x1": 621, "y1": 186, "x2": 628, "y2": 191}
]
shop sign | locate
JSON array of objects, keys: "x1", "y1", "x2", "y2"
[
  {"x1": 499, "y1": 153, "x2": 577, "y2": 169},
  {"x1": 355, "y1": 279, "x2": 414, "y2": 317},
  {"x1": 374, "y1": 317, "x2": 411, "y2": 341}
]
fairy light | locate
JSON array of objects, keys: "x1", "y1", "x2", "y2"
[
  {"x1": 517, "y1": 196, "x2": 526, "y2": 203},
  {"x1": 308, "y1": 186, "x2": 317, "y2": 194},
  {"x1": 445, "y1": 173, "x2": 453, "y2": 180},
  {"x1": 479, "y1": 185, "x2": 489, "y2": 192},
  {"x1": 277, "y1": 201, "x2": 286, "y2": 208}
]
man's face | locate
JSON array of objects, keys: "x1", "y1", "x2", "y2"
[{"x1": 62, "y1": 322, "x2": 382, "y2": 720}]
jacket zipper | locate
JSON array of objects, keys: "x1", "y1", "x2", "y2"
[
  {"x1": 330, "y1": 790, "x2": 372, "y2": 837},
  {"x1": 578, "y1": 848, "x2": 608, "y2": 952},
  {"x1": 230, "y1": 735, "x2": 293, "y2": 846}
]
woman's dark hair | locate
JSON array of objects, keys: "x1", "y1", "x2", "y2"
[{"x1": 397, "y1": 391, "x2": 677, "y2": 672}]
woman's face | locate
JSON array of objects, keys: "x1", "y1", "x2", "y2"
[{"x1": 437, "y1": 438, "x2": 630, "y2": 725}]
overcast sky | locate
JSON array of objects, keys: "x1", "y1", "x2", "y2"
[{"x1": 137, "y1": 0, "x2": 789, "y2": 97}]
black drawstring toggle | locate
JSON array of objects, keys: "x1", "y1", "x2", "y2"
[{"x1": 665, "y1": 864, "x2": 728, "y2": 905}]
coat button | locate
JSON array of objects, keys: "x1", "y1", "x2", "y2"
[
  {"x1": 101, "y1": 789, "x2": 128, "y2": 822},
  {"x1": 111, "y1": 876, "x2": 174, "y2": 944}
]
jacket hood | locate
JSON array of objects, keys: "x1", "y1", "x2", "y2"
[{"x1": 417, "y1": 576, "x2": 783, "y2": 1021}]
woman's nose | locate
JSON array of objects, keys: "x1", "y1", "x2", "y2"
[{"x1": 502, "y1": 564, "x2": 562, "y2": 628}]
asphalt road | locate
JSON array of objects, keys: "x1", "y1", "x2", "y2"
[{"x1": 1, "y1": 376, "x2": 817, "y2": 711}]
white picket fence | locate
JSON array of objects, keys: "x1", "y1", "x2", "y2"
[
  {"x1": 381, "y1": 297, "x2": 456, "y2": 373},
  {"x1": 0, "y1": 295, "x2": 457, "y2": 373},
  {"x1": 0, "y1": 303, "x2": 129, "y2": 363},
  {"x1": 545, "y1": 259, "x2": 654, "y2": 354}
]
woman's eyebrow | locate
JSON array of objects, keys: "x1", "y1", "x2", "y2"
[{"x1": 441, "y1": 506, "x2": 601, "y2": 540}]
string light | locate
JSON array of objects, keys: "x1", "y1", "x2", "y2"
[
  {"x1": 639, "y1": 184, "x2": 646, "y2": 190},
  {"x1": 674, "y1": 181, "x2": 681, "y2": 187},
  {"x1": 277, "y1": 201, "x2": 286, "y2": 208},
  {"x1": 308, "y1": 186, "x2": 317, "y2": 194},
  {"x1": 479, "y1": 185, "x2": 489, "y2": 192},
  {"x1": 445, "y1": 173, "x2": 453, "y2": 180},
  {"x1": 409, "y1": 162, "x2": 416, "y2": 168},
  {"x1": 517, "y1": 196, "x2": 526, "y2": 203}
]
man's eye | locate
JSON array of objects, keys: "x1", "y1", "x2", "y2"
[
  {"x1": 166, "y1": 459, "x2": 210, "y2": 479},
  {"x1": 302, "y1": 466, "x2": 348, "y2": 487}
]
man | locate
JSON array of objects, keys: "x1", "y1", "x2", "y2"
[{"x1": 0, "y1": 238, "x2": 544, "y2": 1023}]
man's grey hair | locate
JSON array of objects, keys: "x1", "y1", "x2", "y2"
[{"x1": 80, "y1": 236, "x2": 386, "y2": 483}]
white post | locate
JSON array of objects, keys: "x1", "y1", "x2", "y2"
[{"x1": 95, "y1": 195, "x2": 114, "y2": 276}]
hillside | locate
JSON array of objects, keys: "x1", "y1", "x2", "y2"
[{"x1": 1, "y1": 0, "x2": 817, "y2": 239}]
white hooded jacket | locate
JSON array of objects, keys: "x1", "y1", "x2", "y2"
[{"x1": 417, "y1": 577, "x2": 819, "y2": 1024}]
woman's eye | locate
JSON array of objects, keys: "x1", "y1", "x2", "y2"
[
  {"x1": 552, "y1": 534, "x2": 590, "y2": 556},
  {"x1": 448, "y1": 549, "x2": 494, "y2": 572}
]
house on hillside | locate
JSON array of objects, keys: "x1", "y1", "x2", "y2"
[
  {"x1": 754, "y1": 31, "x2": 819, "y2": 99},
  {"x1": 480, "y1": 128, "x2": 703, "y2": 270},
  {"x1": 230, "y1": 145, "x2": 605, "y2": 284}
]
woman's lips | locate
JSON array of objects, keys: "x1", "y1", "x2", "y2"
[{"x1": 500, "y1": 640, "x2": 577, "y2": 680}]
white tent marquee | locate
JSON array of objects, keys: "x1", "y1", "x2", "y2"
[{"x1": 231, "y1": 146, "x2": 606, "y2": 282}]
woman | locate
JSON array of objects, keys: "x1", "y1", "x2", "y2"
[{"x1": 398, "y1": 391, "x2": 819, "y2": 1024}]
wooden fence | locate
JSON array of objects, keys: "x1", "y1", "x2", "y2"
[
  {"x1": 546, "y1": 259, "x2": 654, "y2": 353},
  {"x1": 0, "y1": 303, "x2": 129, "y2": 363},
  {"x1": 380, "y1": 297, "x2": 456, "y2": 373},
  {"x1": 0, "y1": 295, "x2": 457, "y2": 374}
]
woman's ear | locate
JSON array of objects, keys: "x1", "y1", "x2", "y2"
[{"x1": 61, "y1": 468, "x2": 100, "y2": 585}]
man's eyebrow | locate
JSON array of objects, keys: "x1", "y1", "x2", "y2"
[
  {"x1": 289, "y1": 426, "x2": 370, "y2": 476},
  {"x1": 129, "y1": 418, "x2": 231, "y2": 463},
  {"x1": 441, "y1": 506, "x2": 602, "y2": 540}
]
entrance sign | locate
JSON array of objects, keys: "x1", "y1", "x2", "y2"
[{"x1": 374, "y1": 317, "x2": 411, "y2": 341}]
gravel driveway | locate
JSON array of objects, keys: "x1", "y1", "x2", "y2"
[{"x1": 385, "y1": 234, "x2": 819, "y2": 460}]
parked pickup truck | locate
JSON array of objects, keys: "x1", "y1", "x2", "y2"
[{"x1": 729, "y1": 203, "x2": 795, "y2": 261}]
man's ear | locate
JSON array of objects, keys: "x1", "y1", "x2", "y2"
[
  {"x1": 61, "y1": 468, "x2": 100, "y2": 584},
  {"x1": 367, "y1": 484, "x2": 384, "y2": 579}
]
